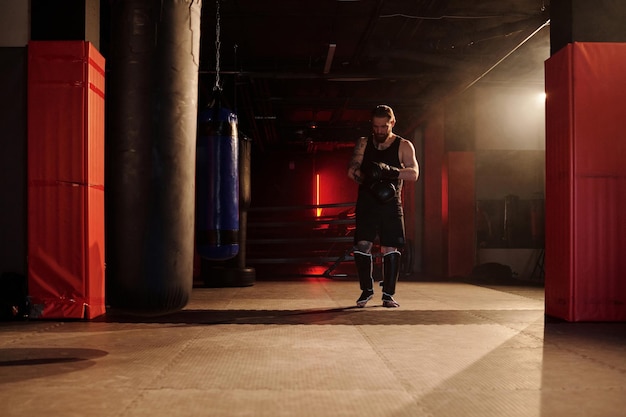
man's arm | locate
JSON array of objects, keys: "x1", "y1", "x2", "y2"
[
  {"x1": 398, "y1": 139, "x2": 419, "y2": 182},
  {"x1": 347, "y1": 137, "x2": 367, "y2": 183}
]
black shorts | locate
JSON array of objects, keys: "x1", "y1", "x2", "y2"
[{"x1": 354, "y1": 190, "x2": 405, "y2": 248}]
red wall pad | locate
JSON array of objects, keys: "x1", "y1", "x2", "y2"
[
  {"x1": 443, "y1": 152, "x2": 475, "y2": 278},
  {"x1": 545, "y1": 42, "x2": 626, "y2": 322},
  {"x1": 27, "y1": 41, "x2": 105, "y2": 319}
]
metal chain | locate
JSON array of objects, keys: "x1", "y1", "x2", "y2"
[{"x1": 214, "y1": 0, "x2": 222, "y2": 91}]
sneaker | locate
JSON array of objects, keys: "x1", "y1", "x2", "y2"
[
  {"x1": 382, "y1": 294, "x2": 400, "y2": 308},
  {"x1": 356, "y1": 290, "x2": 374, "y2": 308}
]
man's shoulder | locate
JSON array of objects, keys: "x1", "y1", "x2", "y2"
[
  {"x1": 394, "y1": 134, "x2": 409, "y2": 143},
  {"x1": 396, "y1": 136, "x2": 414, "y2": 147}
]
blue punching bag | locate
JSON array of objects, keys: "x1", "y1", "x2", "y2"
[{"x1": 196, "y1": 104, "x2": 240, "y2": 260}]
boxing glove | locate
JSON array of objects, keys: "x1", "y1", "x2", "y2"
[
  {"x1": 370, "y1": 180, "x2": 396, "y2": 203},
  {"x1": 362, "y1": 161, "x2": 400, "y2": 183}
]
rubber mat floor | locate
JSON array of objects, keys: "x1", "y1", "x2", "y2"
[{"x1": 1, "y1": 279, "x2": 625, "y2": 417}]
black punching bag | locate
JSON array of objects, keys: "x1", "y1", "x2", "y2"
[{"x1": 106, "y1": 0, "x2": 202, "y2": 315}]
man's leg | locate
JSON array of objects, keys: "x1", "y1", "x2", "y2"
[
  {"x1": 354, "y1": 241, "x2": 374, "y2": 307},
  {"x1": 381, "y1": 248, "x2": 401, "y2": 308}
]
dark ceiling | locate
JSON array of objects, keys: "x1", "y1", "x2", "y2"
[{"x1": 196, "y1": 0, "x2": 551, "y2": 150}]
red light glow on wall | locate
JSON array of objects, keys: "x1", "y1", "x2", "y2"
[{"x1": 316, "y1": 174, "x2": 322, "y2": 217}]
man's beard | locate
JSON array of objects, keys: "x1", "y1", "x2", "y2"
[{"x1": 373, "y1": 133, "x2": 388, "y2": 143}]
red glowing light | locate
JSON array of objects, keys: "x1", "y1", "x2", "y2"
[{"x1": 316, "y1": 174, "x2": 322, "y2": 217}]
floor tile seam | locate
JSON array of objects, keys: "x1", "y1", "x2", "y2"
[
  {"x1": 425, "y1": 382, "x2": 624, "y2": 392},
  {"x1": 95, "y1": 311, "x2": 545, "y2": 326},
  {"x1": 542, "y1": 343, "x2": 626, "y2": 375},
  {"x1": 563, "y1": 385, "x2": 626, "y2": 391},
  {"x1": 402, "y1": 383, "x2": 529, "y2": 400},
  {"x1": 422, "y1": 293, "x2": 544, "y2": 303},
  {"x1": 161, "y1": 307, "x2": 543, "y2": 312},
  {"x1": 424, "y1": 385, "x2": 626, "y2": 392},
  {"x1": 141, "y1": 326, "x2": 207, "y2": 389},
  {"x1": 131, "y1": 387, "x2": 420, "y2": 393},
  {"x1": 416, "y1": 308, "x2": 545, "y2": 312},
  {"x1": 418, "y1": 387, "x2": 542, "y2": 394},
  {"x1": 0, "y1": 322, "x2": 66, "y2": 347},
  {"x1": 397, "y1": 393, "x2": 433, "y2": 417},
  {"x1": 345, "y1": 319, "x2": 542, "y2": 328},
  {"x1": 353, "y1": 325, "x2": 418, "y2": 395},
  {"x1": 462, "y1": 309, "x2": 547, "y2": 344},
  {"x1": 177, "y1": 306, "x2": 544, "y2": 308},
  {"x1": 398, "y1": 288, "x2": 545, "y2": 309},
  {"x1": 117, "y1": 388, "x2": 148, "y2": 417},
  {"x1": 468, "y1": 284, "x2": 545, "y2": 301},
  {"x1": 440, "y1": 286, "x2": 545, "y2": 299},
  {"x1": 320, "y1": 279, "x2": 357, "y2": 309}
]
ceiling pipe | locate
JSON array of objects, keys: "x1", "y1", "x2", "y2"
[
  {"x1": 198, "y1": 69, "x2": 424, "y2": 80},
  {"x1": 461, "y1": 19, "x2": 550, "y2": 92}
]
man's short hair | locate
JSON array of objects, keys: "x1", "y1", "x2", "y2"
[{"x1": 372, "y1": 105, "x2": 395, "y2": 122}]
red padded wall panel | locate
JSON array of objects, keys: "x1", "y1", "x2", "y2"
[
  {"x1": 545, "y1": 43, "x2": 574, "y2": 320},
  {"x1": 27, "y1": 185, "x2": 105, "y2": 319},
  {"x1": 27, "y1": 41, "x2": 105, "y2": 319},
  {"x1": 545, "y1": 42, "x2": 626, "y2": 321},
  {"x1": 423, "y1": 110, "x2": 445, "y2": 276}
]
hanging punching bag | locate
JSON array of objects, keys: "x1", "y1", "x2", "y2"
[
  {"x1": 106, "y1": 0, "x2": 201, "y2": 315},
  {"x1": 196, "y1": 102, "x2": 240, "y2": 260}
]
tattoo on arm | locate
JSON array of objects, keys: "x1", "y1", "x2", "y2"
[
  {"x1": 355, "y1": 138, "x2": 366, "y2": 152},
  {"x1": 348, "y1": 159, "x2": 362, "y2": 183},
  {"x1": 348, "y1": 137, "x2": 367, "y2": 183}
]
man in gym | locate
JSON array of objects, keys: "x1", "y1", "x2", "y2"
[{"x1": 347, "y1": 105, "x2": 419, "y2": 308}]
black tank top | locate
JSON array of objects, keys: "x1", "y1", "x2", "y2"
[{"x1": 361, "y1": 135, "x2": 403, "y2": 197}]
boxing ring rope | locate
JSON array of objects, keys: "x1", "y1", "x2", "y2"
[{"x1": 246, "y1": 202, "x2": 357, "y2": 278}]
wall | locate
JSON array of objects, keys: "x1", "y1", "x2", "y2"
[
  {"x1": 0, "y1": 0, "x2": 29, "y2": 47},
  {"x1": 472, "y1": 85, "x2": 546, "y2": 279},
  {"x1": 250, "y1": 145, "x2": 356, "y2": 210},
  {"x1": 417, "y1": 25, "x2": 550, "y2": 280},
  {"x1": 314, "y1": 146, "x2": 358, "y2": 217}
]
